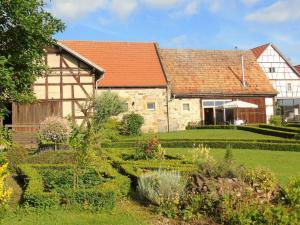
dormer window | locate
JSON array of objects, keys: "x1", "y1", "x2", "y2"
[{"x1": 268, "y1": 67, "x2": 276, "y2": 73}]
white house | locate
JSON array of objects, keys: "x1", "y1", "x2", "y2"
[{"x1": 252, "y1": 43, "x2": 300, "y2": 121}]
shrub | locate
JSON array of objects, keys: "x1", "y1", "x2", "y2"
[
  {"x1": 6, "y1": 145, "x2": 28, "y2": 170},
  {"x1": 284, "y1": 177, "x2": 300, "y2": 209},
  {"x1": 238, "y1": 167, "x2": 278, "y2": 200},
  {"x1": 237, "y1": 126, "x2": 296, "y2": 139},
  {"x1": 0, "y1": 126, "x2": 11, "y2": 149},
  {"x1": 269, "y1": 115, "x2": 283, "y2": 126},
  {"x1": 99, "y1": 119, "x2": 121, "y2": 143},
  {"x1": 93, "y1": 91, "x2": 126, "y2": 126},
  {"x1": 39, "y1": 116, "x2": 71, "y2": 150},
  {"x1": 120, "y1": 113, "x2": 144, "y2": 136},
  {"x1": 0, "y1": 163, "x2": 12, "y2": 209},
  {"x1": 138, "y1": 170, "x2": 184, "y2": 207},
  {"x1": 17, "y1": 164, "x2": 59, "y2": 208},
  {"x1": 134, "y1": 137, "x2": 165, "y2": 160}
]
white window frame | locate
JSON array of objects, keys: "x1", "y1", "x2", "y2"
[
  {"x1": 147, "y1": 102, "x2": 156, "y2": 111},
  {"x1": 182, "y1": 103, "x2": 190, "y2": 111}
]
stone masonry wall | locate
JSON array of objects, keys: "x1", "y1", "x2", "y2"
[{"x1": 97, "y1": 88, "x2": 169, "y2": 133}]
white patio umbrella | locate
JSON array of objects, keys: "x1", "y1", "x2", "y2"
[
  {"x1": 219, "y1": 100, "x2": 258, "y2": 124},
  {"x1": 221, "y1": 100, "x2": 258, "y2": 109}
]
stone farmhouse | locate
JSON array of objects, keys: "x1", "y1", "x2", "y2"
[
  {"x1": 251, "y1": 43, "x2": 300, "y2": 121},
  {"x1": 3, "y1": 41, "x2": 279, "y2": 133}
]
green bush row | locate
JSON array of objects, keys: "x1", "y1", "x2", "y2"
[
  {"x1": 186, "y1": 124, "x2": 236, "y2": 130},
  {"x1": 259, "y1": 124, "x2": 300, "y2": 133},
  {"x1": 104, "y1": 140, "x2": 300, "y2": 151},
  {"x1": 237, "y1": 126, "x2": 297, "y2": 139},
  {"x1": 17, "y1": 164, "x2": 59, "y2": 209},
  {"x1": 17, "y1": 163, "x2": 131, "y2": 209}
]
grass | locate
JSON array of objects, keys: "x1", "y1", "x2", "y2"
[
  {"x1": 1, "y1": 200, "x2": 159, "y2": 225},
  {"x1": 120, "y1": 129, "x2": 284, "y2": 141},
  {"x1": 166, "y1": 148, "x2": 300, "y2": 184}
]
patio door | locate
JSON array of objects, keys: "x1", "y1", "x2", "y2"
[{"x1": 204, "y1": 108, "x2": 214, "y2": 125}]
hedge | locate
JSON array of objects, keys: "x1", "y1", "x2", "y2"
[
  {"x1": 17, "y1": 163, "x2": 131, "y2": 210},
  {"x1": 104, "y1": 140, "x2": 300, "y2": 152},
  {"x1": 259, "y1": 124, "x2": 300, "y2": 133},
  {"x1": 237, "y1": 126, "x2": 297, "y2": 139},
  {"x1": 17, "y1": 164, "x2": 59, "y2": 209},
  {"x1": 186, "y1": 124, "x2": 236, "y2": 130}
]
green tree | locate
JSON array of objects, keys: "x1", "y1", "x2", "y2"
[
  {"x1": 0, "y1": 0, "x2": 65, "y2": 116},
  {"x1": 94, "y1": 91, "x2": 127, "y2": 126}
]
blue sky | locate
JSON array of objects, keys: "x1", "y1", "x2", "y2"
[{"x1": 48, "y1": 0, "x2": 300, "y2": 64}]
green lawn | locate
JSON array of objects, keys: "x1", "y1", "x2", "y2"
[
  {"x1": 121, "y1": 129, "x2": 284, "y2": 140},
  {"x1": 1, "y1": 200, "x2": 158, "y2": 225},
  {"x1": 166, "y1": 148, "x2": 300, "y2": 184}
]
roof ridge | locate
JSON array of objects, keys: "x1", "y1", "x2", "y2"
[{"x1": 60, "y1": 40, "x2": 156, "y2": 44}]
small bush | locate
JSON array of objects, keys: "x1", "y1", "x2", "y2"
[
  {"x1": 134, "y1": 137, "x2": 165, "y2": 160},
  {"x1": 0, "y1": 126, "x2": 11, "y2": 149},
  {"x1": 120, "y1": 113, "x2": 144, "y2": 136},
  {"x1": 39, "y1": 116, "x2": 71, "y2": 150},
  {"x1": 269, "y1": 115, "x2": 283, "y2": 126},
  {"x1": 99, "y1": 119, "x2": 121, "y2": 143},
  {"x1": 138, "y1": 170, "x2": 184, "y2": 207},
  {"x1": 6, "y1": 145, "x2": 28, "y2": 170},
  {"x1": 0, "y1": 163, "x2": 12, "y2": 210},
  {"x1": 284, "y1": 177, "x2": 300, "y2": 208},
  {"x1": 93, "y1": 91, "x2": 127, "y2": 126}
]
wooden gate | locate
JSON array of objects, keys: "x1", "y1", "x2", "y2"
[{"x1": 12, "y1": 101, "x2": 62, "y2": 126}]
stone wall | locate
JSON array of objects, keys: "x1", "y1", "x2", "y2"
[
  {"x1": 168, "y1": 98, "x2": 201, "y2": 131},
  {"x1": 97, "y1": 88, "x2": 169, "y2": 133}
]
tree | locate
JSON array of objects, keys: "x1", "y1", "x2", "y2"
[
  {"x1": 0, "y1": 0, "x2": 65, "y2": 116},
  {"x1": 93, "y1": 91, "x2": 127, "y2": 126}
]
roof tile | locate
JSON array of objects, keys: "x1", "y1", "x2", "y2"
[{"x1": 60, "y1": 41, "x2": 167, "y2": 87}]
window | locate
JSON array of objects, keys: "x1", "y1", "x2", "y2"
[
  {"x1": 183, "y1": 103, "x2": 190, "y2": 111},
  {"x1": 287, "y1": 83, "x2": 292, "y2": 92},
  {"x1": 268, "y1": 67, "x2": 276, "y2": 73},
  {"x1": 147, "y1": 102, "x2": 156, "y2": 110}
]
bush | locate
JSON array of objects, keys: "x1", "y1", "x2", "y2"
[
  {"x1": 134, "y1": 136, "x2": 165, "y2": 160},
  {"x1": 120, "y1": 113, "x2": 144, "y2": 136},
  {"x1": 94, "y1": 91, "x2": 126, "y2": 126},
  {"x1": 6, "y1": 145, "x2": 28, "y2": 170},
  {"x1": 0, "y1": 163, "x2": 12, "y2": 210},
  {"x1": 269, "y1": 115, "x2": 283, "y2": 126},
  {"x1": 39, "y1": 116, "x2": 71, "y2": 150},
  {"x1": 138, "y1": 170, "x2": 183, "y2": 205},
  {"x1": 0, "y1": 126, "x2": 11, "y2": 149},
  {"x1": 17, "y1": 164, "x2": 59, "y2": 209},
  {"x1": 284, "y1": 177, "x2": 300, "y2": 209},
  {"x1": 99, "y1": 119, "x2": 121, "y2": 143},
  {"x1": 186, "y1": 123, "x2": 236, "y2": 130}
]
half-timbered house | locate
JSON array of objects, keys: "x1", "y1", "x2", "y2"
[
  {"x1": 8, "y1": 42, "x2": 104, "y2": 127},
  {"x1": 251, "y1": 43, "x2": 300, "y2": 121}
]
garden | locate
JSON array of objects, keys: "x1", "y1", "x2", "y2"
[{"x1": 0, "y1": 92, "x2": 300, "y2": 225}]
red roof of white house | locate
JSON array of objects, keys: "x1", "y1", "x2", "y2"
[
  {"x1": 251, "y1": 43, "x2": 270, "y2": 59},
  {"x1": 60, "y1": 41, "x2": 167, "y2": 87}
]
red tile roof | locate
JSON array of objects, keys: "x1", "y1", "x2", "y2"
[
  {"x1": 60, "y1": 41, "x2": 167, "y2": 87},
  {"x1": 251, "y1": 43, "x2": 270, "y2": 59},
  {"x1": 295, "y1": 65, "x2": 300, "y2": 73},
  {"x1": 159, "y1": 49, "x2": 277, "y2": 97}
]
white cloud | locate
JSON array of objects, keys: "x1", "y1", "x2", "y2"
[
  {"x1": 246, "y1": 0, "x2": 300, "y2": 23},
  {"x1": 169, "y1": 34, "x2": 188, "y2": 47},
  {"x1": 48, "y1": 0, "x2": 107, "y2": 20},
  {"x1": 110, "y1": 0, "x2": 139, "y2": 19},
  {"x1": 209, "y1": 0, "x2": 221, "y2": 13},
  {"x1": 142, "y1": 0, "x2": 181, "y2": 8},
  {"x1": 241, "y1": 0, "x2": 259, "y2": 6},
  {"x1": 171, "y1": 0, "x2": 199, "y2": 17}
]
